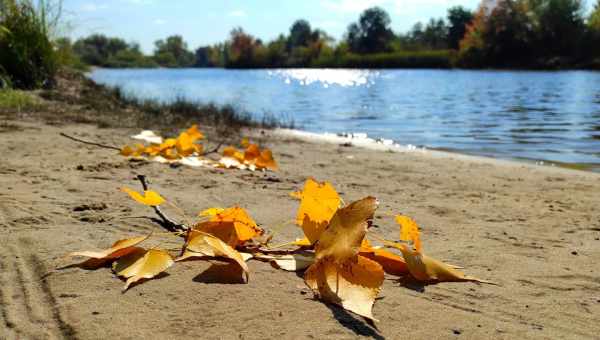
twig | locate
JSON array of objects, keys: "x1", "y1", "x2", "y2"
[
  {"x1": 60, "y1": 132, "x2": 121, "y2": 151},
  {"x1": 136, "y1": 175, "x2": 189, "y2": 233},
  {"x1": 200, "y1": 140, "x2": 225, "y2": 156}
]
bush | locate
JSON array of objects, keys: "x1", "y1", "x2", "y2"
[{"x1": 0, "y1": 0, "x2": 60, "y2": 89}]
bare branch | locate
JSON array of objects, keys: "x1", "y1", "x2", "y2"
[
  {"x1": 136, "y1": 175, "x2": 188, "y2": 233},
  {"x1": 60, "y1": 132, "x2": 121, "y2": 151}
]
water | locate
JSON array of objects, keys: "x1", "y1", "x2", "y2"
[{"x1": 90, "y1": 68, "x2": 600, "y2": 171}]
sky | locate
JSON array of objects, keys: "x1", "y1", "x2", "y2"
[{"x1": 63, "y1": 0, "x2": 482, "y2": 53}]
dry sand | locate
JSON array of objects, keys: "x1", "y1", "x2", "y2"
[{"x1": 0, "y1": 120, "x2": 599, "y2": 340}]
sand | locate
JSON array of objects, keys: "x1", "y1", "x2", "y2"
[{"x1": 0, "y1": 120, "x2": 599, "y2": 340}]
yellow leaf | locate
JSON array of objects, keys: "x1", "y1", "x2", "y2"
[
  {"x1": 244, "y1": 143, "x2": 261, "y2": 161},
  {"x1": 305, "y1": 256, "x2": 384, "y2": 321},
  {"x1": 240, "y1": 137, "x2": 250, "y2": 148},
  {"x1": 195, "y1": 207, "x2": 262, "y2": 247},
  {"x1": 120, "y1": 145, "x2": 134, "y2": 156},
  {"x1": 315, "y1": 196, "x2": 378, "y2": 263},
  {"x1": 113, "y1": 248, "x2": 174, "y2": 290},
  {"x1": 175, "y1": 132, "x2": 197, "y2": 157},
  {"x1": 255, "y1": 148, "x2": 278, "y2": 171},
  {"x1": 176, "y1": 231, "x2": 249, "y2": 282},
  {"x1": 359, "y1": 243, "x2": 408, "y2": 277},
  {"x1": 396, "y1": 215, "x2": 422, "y2": 252},
  {"x1": 159, "y1": 138, "x2": 177, "y2": 150},
  {"x1": 68, "y1": 235, "x2": 150, "y2": 259},
  {"x1": 292, "y1": 237, "x2": 312, "y2": 247},
  {"x1": 198, "y1": 207, "x2": 225, "y2": 217},
  {"x1": 186, "y1": 124, "x2": 205, "y2": 141},
  {"x1": 294, "y1": 178, "x2": 341, "y2": 244},
  {"x1": 389, "y1": 242, "x2": 493, "y2": 284},
  {"x1": 223, "y1": 146, "x2": 245, "y2": 163},
  {"x1": 121, "y1": 187, "x2": 165, "y2": 206},
  {"x1": 304, "y1": 196, "x2": 383, "y2": 321}
]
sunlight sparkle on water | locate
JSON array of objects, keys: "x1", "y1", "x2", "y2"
[{"x1": 268, "y1": 69, "x2": 378, "y2": 87}]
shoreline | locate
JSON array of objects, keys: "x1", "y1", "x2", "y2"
[{"x1": 275, "y1": 128, "x2": 600, "y2": 175}]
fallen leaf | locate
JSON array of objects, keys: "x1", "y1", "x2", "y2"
[
  {"x1": 294, "y1": 178, "x2": 341, "y2": 244},
  {"x1": 389, "y1": 242, "x2": 493, "y2": 284},
  {"x1": 396, "y1": 215, "x2": 422, "y2": 252},
  {"x1": 113, "y1": 248, "x2": 174, "y2": 290},
  {"x1": 304, "y1": 196, "x2": 383, "y2": 321},
  {"x1": 305, "y1": 256, "x2": 384, "y2": 321},
  {"x1": 121, "y1": 187, "x2": 165, "y2": 206},
  {"x1": 359, "y1": 240, "x2": 407, "y2": 276},
  {"x1": 315, "y1": 197, "x2": 378, "y2": 263},
  {"x1": 176, "y1": 231, "x2": 249, "y2": 282},
  {"x1": 195, "y1": 207, "x2": 262, "y2": 247},
  {"x1": 198, "y1": 207, "x2": 225, "y2": 217},
  {"x1": 244, "y1": 144, "x2": 261, "y2": 161},
  {"x1": 68, "y1": 235, "x2": 150, "y2": 259},
  {"x1": 131, "y1": 130, "x2": 163, "y2": 144},
  {"x1": 240, "y1": 137, "x2": 250, "y2": 148},
  {"x1": 185, "y1": 124, "x2": 204, "y2": 141},
  {"x1": 255, "y1": 148, "x2": 278, "y2": 171}
]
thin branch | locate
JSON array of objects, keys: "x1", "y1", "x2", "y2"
[
  {"x1": 136, "y1": 175, "x2": 188, "y2": 233},
  {"x1": 60, "y1": 132, "x2": 121, "y2": 151}
]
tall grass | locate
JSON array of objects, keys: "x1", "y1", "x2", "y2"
[{"x1": 0, "y1": 0, "x2": 62, "y2": 89}]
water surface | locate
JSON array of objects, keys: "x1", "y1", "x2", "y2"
[{"x1": 90, "y1": 68, "x2": 600, "y2": 171}]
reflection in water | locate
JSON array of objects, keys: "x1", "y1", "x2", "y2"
[{"x1": 90, "y1": 68, "x2": 600, "y2": 171}]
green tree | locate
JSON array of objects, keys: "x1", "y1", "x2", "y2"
[
  {"x1": 345, "y1": 7, "x2": 394, "y2": 53},
  {"x1": 529, "y1": 0, "x2": 585, "y2": 59},
  {"x1": 447, "y1": 6, "x2": 474, "y2": 49},
  {"x1": 153, "y1": 35, "x2": 194, "y2": 67},
  {"x1": 288, "y1": 19, "x2": 312, "y2": 49}
]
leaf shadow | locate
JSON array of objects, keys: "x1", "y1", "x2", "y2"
[
  {"x1": 324, "y1": 302, "x2": 385, "y2": 340},
  {"x1": 56, "y1": 258, "x2": 112, "y2": 271},
  {"x1": 193, "y1": 261, "x2": 246, "y2": 284},
  {"x1": 394, "y1": 276, "x2": 432, "y2": 293}
]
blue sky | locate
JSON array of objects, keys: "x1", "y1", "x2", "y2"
[{"x1": 64, "y1": 0, "x2": 482, "y2": 53}]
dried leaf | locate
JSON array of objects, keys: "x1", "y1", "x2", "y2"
[
  {"x1": 396, "y1": 215, "x2": 422, "y2": 252},
  {"x1": 131, "y1": 130, "x2": 163, "y2": 144},
  {"x1": 294, "y1": 178, "x2": 341, "y2": 244},
  {"x1": 121, "y1": 187, "x2": 165, "y2": 206},
  {"x1": 113, "y1": 248, "x2": 174, "y2": 290},
  {"x1": 305, "y1": 256, "x2": 384, "y2": 321},
  {"x1": 195, "y1": 207, "x2": 262, "y2": 247},
  {"x1": 389, "y1": 242, "x2": 493, "y2": 284},
  {"x1": 240, "y1": 137, "x2": 250, "y2": 148},
  {"x1": 244, "y1": 144, "x2": 261, "y2": 161},
  {"x1": 255, "y1": 149, "x2": 278, "y2": 171},
  {"x1": 315, "y1": 197, "x2": 378, "y2": 263},
  {"x1": 304, "y1": 196, "x2": 383, "y2": 321},
  {"x1": 359, "y1": 240, "x2": 407, "y2": 276},
  {"x1": 176, "y1": 231, "x2": 249, "y2": 282},
  {"x1": 185, "y1": 124, "x2": 204, "y2": 141},
  {"x1": 198, "y1": 207, "x2": 225, "y2": 217},
  {"x1": 68, "y1": 235, "x2": 150, "y2": 259}
]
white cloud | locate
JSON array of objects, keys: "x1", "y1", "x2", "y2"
[
  {"x1": 228, "y1": 10, "x2": 247, "y2": 17},
  {"x1": 153, "y1": 19, "x2": 167, "y2": 25},
  {"x1": 81, "y1": 3, "x2": 108, "y2": 12}
]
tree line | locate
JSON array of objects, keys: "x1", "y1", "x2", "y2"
[{"x1": 66, "y1": 0, "x2": 600, "y2": 70}]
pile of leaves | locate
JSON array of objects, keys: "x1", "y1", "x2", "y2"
[
  {"x1": 119, "y1": 125, "x2": 277, "y2": 171},
  {"x1": 67, "y1": 178, "x2": 492, "y2": 325}
]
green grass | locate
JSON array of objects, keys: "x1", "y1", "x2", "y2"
[
  {"x1": 0, "y1": 0, "x2": 60, "y2": 89},
  {"x1": 0, "y1": 88, "x2": 38, "y2": 110}
]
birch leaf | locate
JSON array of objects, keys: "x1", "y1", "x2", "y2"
[
  {"x1": 177, "y1": 231, "x2": 249, "y2": 282},
  {"x1": 68, "y1": 235, "x2": 150, "y2": 259},
  {"x1": 121, "y1": 187, "x2": 165, "y2": 206},
  {"x1": 396, "y1": 215, "x2": 422, "y2": 252},
  {"x1": 389, "y1": 242, "x2": 494, "y2": 284},
  {"x1": 294, "y1": 178, "x2": 341, "y2": 244},
  {"x1": 305, "y1": 256, "x2": 384, "y2": 321},
  {"x1": 198, "y1": 207, "x2": 225, "y2": 217},
  {"x1": 113, "y1": 248, "x2": 174, "y2": 290},
  {"x1": 256, "y1": 252, "x2": 315, "y2": 271},
  {"x1": 195, "y1": 207, "x2": 262, "y2": 247}
]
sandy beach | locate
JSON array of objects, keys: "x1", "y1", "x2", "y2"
[{"x1": 0, "y1": 119, "x2": 599, "y2": 339}]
